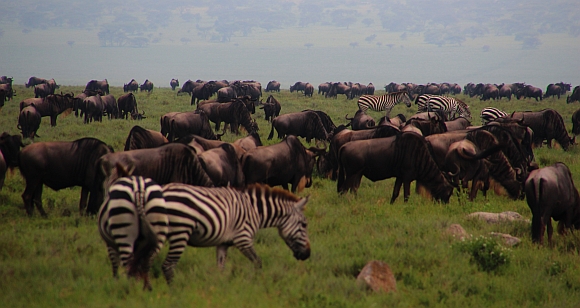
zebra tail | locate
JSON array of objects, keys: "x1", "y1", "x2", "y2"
[{"x1": 128, "y1": 191, "x2": 159, "y2": 278}]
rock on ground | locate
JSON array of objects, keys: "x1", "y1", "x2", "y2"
[
  {"x1": 490, "y1": 232, "x2": 521, "y2": 247},
  {"x1": 466, "y1": 211, "x2": 528, "y2": 224},
  {"x1": 356, "y1": 260, "x2": 397, "y2": 293}
]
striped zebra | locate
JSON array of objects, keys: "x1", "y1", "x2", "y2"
[
  {"x1": 480, "y1": 107, "x2": 509, "y2": 124},
  {"x1": 161, "y1": 183, "x2": 310, "y2": 284},
  {"x1": 98, "y1": 176, "x2": 168, "y2": 290},
  {"x1": 357, "y1": 91, "x2": 412, "y2": 116},
  {"x1": 415, "y1": 94, "x2": 471, "y2": 120}
]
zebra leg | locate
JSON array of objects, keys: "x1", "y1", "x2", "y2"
[
  {"x1": 238, "y1": 246, "x2": 262, "y2": 269},
  {"x1": 161, "y1": 238, "x2": 188, "y2": 284},
  {"x1": 107, "y1": 245, "x2": 121, "y2": 278},
  {"x1": 216, "y1": 244, "x2": 229, "y2": 270}
]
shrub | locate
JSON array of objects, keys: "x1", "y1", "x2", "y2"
[{"x1": 454, "y1": 235, "x2": 511, "y2": 273}]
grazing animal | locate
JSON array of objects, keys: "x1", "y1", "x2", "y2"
[
  {"x1": 480, "y1": 107, "x2": 508, "y2": 124},
  {"x1": 232, "y1": 130, "x2": 262, "y2": 152},
  {"x1": 0, "y1": 133, "x2": 24, "y2": 190},
  {"x1": 170, "y1": 78, "x2": 179, "y2": 91},
  {"x1": 159, "y1": 183, "x2": 310, "y2": 283},
  {"x1": 197, "y1": 143, "x2": 245, "y2": 187},
  {"x1": 511, "y1": 109, "x2": 573, "y2": 150},
  {"x1": 357, "y1": 91, "x2": 412, "y2": 116},
  {"x1": 525, "y1": 163, "x2": 580, "y2": 245},
  {"x1": 140, "y1": 80, "x2": 154, "y2": 92},
  {"x1": 268, "y1": 111, "x2": 330, "y2": 143},
  {"x1": 304, "y1": 83, "x2": 314, "y2": 97},
  {"x1": 242, "y1": 135, "x2": 325, "y2": 192},
  {"x1": 19, "y1": 93, "x2": 76, "y2": 126},
  {"x1": 18, "y1": 106, "x2": 41, "y2": 139},
  {"x1": 415, "y1": 94, "x2": 471, "y2": 120},
  {"x1": 117, "y1": 93, "x2": 138, "y2": 119},
  {"x1": 337, "y1": 132, "x2": 454, "y2": 203},
  {"x1": 265, "y1": 80, "x2": 281, "y2": 92},
  {"x1": 84, "y1": 94, "x2": 104, "y2": 123},
  {"x1": 345, "y1": 109, "x2": 375, "y2": 130},
  {"x1": 19, "y1": 138, "x2": 113, "y2": 216},
  {"x1": 124, "y1": 125, "x2": 168, "y2": 151},
  {"x1": 85, "y1": 79, "x2": 110, "y2": 95},
  {"x1": 572, "y1": 108, "x2": 580, "y2": 135},
  {"x1": 260, "y1": 95, "x2": 281, "y2": 122},
  {"x1": 101, "y1": 94, "x2": 119, "y2": 119},
  {"x1": 123, "y1": 79, "x2": 139, "y2": 92},
  {"x1": 167, "y1": 111, "x2": 222, "y2": 142},
  {"x1": 98, "y1": 175, "x2": 168, "y2": 290},
  {"x1": 25, "y1": 76, "x2": 47, "y2": 88},
  {"x1": 567, "y1": 86, "x2": 580, "y2": 104},
  {"x1": 444, "y1": 117, "x2": 471, "y2": 132}
]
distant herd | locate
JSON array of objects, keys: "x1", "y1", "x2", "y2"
[{"x1": 2, "y1": 75, "x2": 580, "y2": 288}]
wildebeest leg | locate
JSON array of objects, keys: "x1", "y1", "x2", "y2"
[
  {"x1": 546, "y1": 138, "x2": 552, "y2": 149},
  {"x1": 79, "y1": 187, "x2": 89, "y2": 215},
  {"x1": 342, "y1": 170, "x2": 363, "y2": 194},
  {"x1": 403, "y1": 180, "x2": 412, "y2": 202},
  {"x1": 50, "y1": 115, "x2": 57, "y2": 127},
  {"x1": 216, "y1": 244, "x2": 229, "y2": 270},
  {"x1": 22, "y1": 179, "x2": 45, "y2": 217},
  {"x1": 282, "y1": 183, "x2": 290, "y2": 191},
  {"x1": 546, "y1": 216, "x2": 554, "y2": 247},
  {"x1": 390, "y1": 178, "x2": 403, "y2": 204}
]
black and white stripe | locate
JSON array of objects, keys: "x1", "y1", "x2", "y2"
[
  {"x1": 160, "y1": 183, "x2": 310, "y2": 284},
  {"x1": 98, "y1": 176, "x2": 168, "y2": 290},
  {"x1": 415, "y1": 94, "x2": 471, "y2": 120},
  {"x1": 357, "y1": 91, "x2": 412, "y2": 116},
  {"x1": 480, "y1": 107, "x2": 508, "y2": 124}
]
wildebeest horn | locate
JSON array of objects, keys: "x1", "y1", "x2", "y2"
[{"x1": 345, "y1": 114, "x2": 353, "y2": 120}]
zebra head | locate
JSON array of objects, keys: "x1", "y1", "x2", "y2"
[
  {"x1": 278, "y1": 196, "x2": 311, "y2": 261},
  {"x1": 400, "y1": 92, "x2": 412, "y2": 108}
]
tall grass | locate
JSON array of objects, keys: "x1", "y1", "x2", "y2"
[{"x1": 1, "y1": 85, "x2": 580, "y2": 307}]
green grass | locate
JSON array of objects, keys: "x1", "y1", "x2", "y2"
[{"x1": 2, "y1": 85, "x2": 580, "y2": 307}]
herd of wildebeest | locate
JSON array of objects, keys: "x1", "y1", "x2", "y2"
[{"x1": 2, "y1": 76, "x2": 580, "y2": 247}]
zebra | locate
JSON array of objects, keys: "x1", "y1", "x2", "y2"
[
  {"x1": 98, "y1": 175, "x2": 168, "y2": 290},
  {"x1": 357, "y1": 91, "x2": 412, "y2": 117},
  {"x1": 480, "y1": 107, "x2": 509, "y2": 125},
  {"x1": 160, "y1": 183, "x2": 310, "y2": 284},
  {"x1": 415, "y1": 94, "x2": 471, "y2": 120}
]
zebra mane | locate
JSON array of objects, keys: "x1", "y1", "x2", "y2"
[{"x1": 243, "y1": 183, "x2": 301, "y2": 202}]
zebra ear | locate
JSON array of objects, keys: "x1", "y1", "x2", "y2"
[{"x1": 295, "y1": 195, "x2": 309, "y2": 211}]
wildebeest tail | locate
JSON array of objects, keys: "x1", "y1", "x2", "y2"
[
  {"x1": 268, "y1": 121, "x2": 275, "y2": 140},
  {"x1": 528, "y1": 177, "x2": 544, "y2": 242}
]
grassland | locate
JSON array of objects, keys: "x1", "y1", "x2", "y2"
[{"x1": 1, "y1": 85, "x2": 580, "y2": 307}]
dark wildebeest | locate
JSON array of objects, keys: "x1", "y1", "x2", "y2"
[
  {"x1": 167, "y1": 111, "x2": 221, "y2": 142},
  {"x1": 318, "y1": 82, "x2": 332, "y2": 95},
  {"x1": 170, "y1": 78, "x2": 179, "y2": 91},
  {"x1": 379, "y1": 114, "x2": 407, "y2": 129},
  {"x1": 0, "y1": 83, "x2": 14, "y2": 101},
  {"x1": 140, "y1": 79, "x2": 154, "y2": 92},
  {"x1": 326, "y1": 82, "x2": 351, "y2": 99},
  {"x1": 84, "y1": 94, "x2": 104, "y2": 123},
  {"x1": 124, "y1": 125, "x2": 168, "y2": 151},
  {"x1": 516, "y1": 85, "x2": 543, "y2": 101},
  {"x1": 328, "y1": 124, "x2": 401, "y2": 180},
  {"x1": 401, "y1": 117, "x2": 448, "y2": 137},
  {"x1": 18, "y1": 106, "x2": 41, "y2": 139},
  {"x1": 544, "y1": 82, "x2": 570, "y2": 99},
  {"x1": 265, "y1": 80, "x2": 281, "y2": 92},
  {"x1": 216, "y1": 86, "x2": 237, "y2": 102},
  {"x1": 25, "y1": 76, "x2": 47, "y2": 88},
  {"x1": 290, "y1": 81, "x2": 307, "y2": 93},
  {"x1": 241, "y1": 135, "x2": 326, "y2": 193},
  {"x1": 19, "y1": 93, "x2": 75, "y2": 126},
  {"x1": 268, "y1": 111, "x2": 330, "y2": 143},
  {"x1": 304, "y1": 83, "x2": 314, "y2": 97},
  {"x1": 190, "y1": 83, "x2": 214, "y2": 106},
  {"x1": 197, "y1": 143, "x2": 245, "y2": 187},
  {"x1": 117, "y1": 93, "x2": 138, "y2": 119},
  {"x1": 511, "y1": 109, "x2": 573, "y2": 150},
  {"x1": 304, "y1": 110, "x2": 336, "y2": 135},
  {"x1": 525, "y1": 163, "x2": 580, "y2": 246},
  {"x1": 232, "y1": 130, "x2": 262, "y2": 152},
  {"x1": 345, "y1": 109, "x2": 375, "y2": 130},
  {"x1": 85, "y1": 79, "x2": 110, "y2": 95},
  {"x1": 0, "y1": 132, "x2": 24, "y2": 190},
  {"x1": 97, "y1": 143, "x2": 213, "y2": 197},
  {"x1": 0, "y1": 88, "x2": 6, "y2": 107},
  {"x1": 101, "y1": 94, "x2": 119, "y2": 119},
  {"x1": 444, "y1": 117, "x2": 471, "y2": 132},
  {"x1": 260, "y1": 95, "x2": 281, "y2": 122},
  {"x1": 366, "y1": 83, "x2": 375, "y2": 95},
  {"x1": 123, "y1": 79, "x2": 139, "y2": 92},
  {"x1": 572, "y1": 108, "x2": 580, "y2": 135},
  {"x1": 19, "y1": 137, "x2": 113, "y2": 216},
  {"x1": 337, "y1": 132, "x2": 454, "y2": 204},
  {"x1": 177, "y1": 79, "x2": 196, "y2": 95},
  {"x1": 198, "y1": 99, "x2": 258, "y2": 135},
  {"x1": 34, "y1": 83, "x2": 55, "y2": 98},
  {"x1": 567, "y1": 86, "x2": 580, "y2": 104}
]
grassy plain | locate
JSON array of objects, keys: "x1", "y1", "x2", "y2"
[{"x1": 1, "y1": 85, "x2": 580, "y2": 307}]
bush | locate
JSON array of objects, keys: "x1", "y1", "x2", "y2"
[{"x1": 455, "y1": 235, "x2": 511, "y2": 273}]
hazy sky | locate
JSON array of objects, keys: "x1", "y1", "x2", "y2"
[{"x1": 1, "y1": 0, "x2": 579, "y2": 88}]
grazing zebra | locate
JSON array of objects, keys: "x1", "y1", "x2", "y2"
[
  {"x1": 480, "y1": 107, "x2": 509, "y2": 124},
  {"x1": 357, "y1": 91, "x2": 412, "y2": 116},
  {"x1": 98, "y1": 176, "x2": 168, "y2": 290},
  {"x1": 415, "y1": 94, "x2": 471, "y2": 120},
  {"x1": 160, "y1": 183, "x2": 310, "y2": 284}
]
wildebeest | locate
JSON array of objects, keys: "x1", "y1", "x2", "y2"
[
  {"x1": 177, "y1": 79, "x2": 196, "y2": 95},
  {"x1": 123, "y1": 79, "x2": 139, "y2": 92},
  {"x1": 242, "y1": 135, "x2": 326, "y2": 192},
  {"x1": 198, "y1": 143, "x2": 245, "y2": 187},
  {"x1": 318, "y1": 82, "x2": 332, "y2": 95},
  {"x1": 326, "y1": 82, "x2": 351, "y2": 99},
  {"x1": 0, "y1": 132, "x2": 24, "y2": 190},
  {"x1": 34, "y1": 83, "x2": 55, "y2": 98},
  {"x1": 101, "y1": 94, "x2": 119, "y2": 119},
  {"x1": 190, "y1": 83, "x2": 214, "y2": 106},
  {"x1": 268, "y1": 111, "x2": 330, "y2": 143},
  {"x1": 525, "y1": 163, "x2": 580, "y2": 245},
  {"x1": 345, "y1": 109, "x2": 375, "y2": 130},
  {"x1": 84, "y1": 94, "x2": 104, "y2": 123},
  {"x1": 216, "y1": 86, "x2": 237, "y2": 102},
  {"x1": 98, "y1": 143, "x2": 213, "y2": 196},
  {"x1": 260, "y1": 95, "x2": 281, "y2": 122},
  {"x1": 124, "y1": 125, "x2": 168, "y2": 151},
  {"x1": 117, "y1": 93, "x2": 138, "y2": 119},
  {"x1": 198, "y1": 99, "x2": 258, "y2": 135},
  {"x1": 0, "y1": 83, "x2": 14, "y2": 101},
  {"x1": 572, "y1": 108, "x2": 580, "y2": 135},
  {"x1": 265, "y1": 80, "x2": 280, "y2": 92},
  {"x1": 402, "y1": 117, "x2": 447, "y2": 136},
  {"x1": 445, "y1": 117, "x2": 471, "y2": 132},
  {"x1": 170, "y1": 78, "x2": 179, "y2": 91},
  {"x1": 19, "y1": 137, "x2": 113, "y2": 216},
  {"x1": 18, "y1": 106, "x2": 41, "y2": 139},
  {"x1": 544, "y1": 82, "x2": 570, "y2": 99},
  {"x1": 337, "y1": 132, "x2": 454, "y2": 203},
  {"x1": 85, "y1": 79, "x2": 110, "y2": 95},
  {"x1": 232, "y1": 130, "x2": 262, "y2": 152},
  {"x1": 166, "y1": 111, "x2": 221, "y2": 142},
  {"x1": 516, "y1": 85, "x2": 543, "y2": 101},
  {"x1": 511, "y1": 109, "x2": 573, "y2": 150},
  {"x1": 140, "y1": 79, "x2": 154, "y2": 92},
  {"x1": 304, "y1": 83, "x2": 314, "y2": 97},
  {"x1": 25, "y1": 76, "x2": 47, "y2": 88},
  {"x1": 290, "y1": 81, "x2": 307, "y2": 93},
  {"x1": 567, "y1": 86, "x2": 580, "y2": 104},
  {"x1": 19, "y1": 93, "x2": 75, "y2": 126},
  {"x1": 366, "y1": 83, "x2": 375, "y2": 95}
]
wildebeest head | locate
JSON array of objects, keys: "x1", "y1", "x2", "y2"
[
  {"x1": 0, "y1": 132, "x2": 24, "y2": 168},
  {"x1": 131, "y1": 110, "x2": 146, "y2": 120}
]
